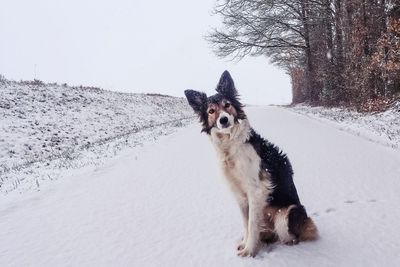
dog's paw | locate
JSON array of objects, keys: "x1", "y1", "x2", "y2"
[
  {"x1": 236, "y1": 235, "x2": 247, "y2": 251},
  {"x1": 237, "y1": 245, "x2": 258, "y2": 257},
  {"x1": 237, "y1": 241, "x2": 245, "y2": 251},
  {"x1": 284, "y1": 238, "x2": 299, "y2": 246}
]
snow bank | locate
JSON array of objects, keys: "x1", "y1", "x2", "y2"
[
  {"x1": 0, "y1": 79, "x2": 194, "y2": 194},
  {"x1": 287, "y1": 103, "x2": 400, "y2": 150}
]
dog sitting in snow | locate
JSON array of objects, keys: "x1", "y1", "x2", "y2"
[{"x1": 184, "y1": 71, "x2": 318, "y2": 257}]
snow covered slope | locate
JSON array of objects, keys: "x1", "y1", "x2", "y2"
[
  {"x1": 0, "y1": 79, "x2": 193, "y2": 194},
  {"x1": 1, "y1": 106, "x2": 399, "y2": 266},
  {"x1": 288, "y1": 103, "x2": 400, "y2": 149}
]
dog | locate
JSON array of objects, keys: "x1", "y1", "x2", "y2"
[{"x1": 184, "y1": 71, "x2": 318, "y2": 257}]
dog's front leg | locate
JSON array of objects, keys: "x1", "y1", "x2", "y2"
[
  {"x1": 236, "y1": 197, "x2": 249, "y2": 251},
  {"x1": 237, "y1": 196, "x2": 263, "y2": 257}
]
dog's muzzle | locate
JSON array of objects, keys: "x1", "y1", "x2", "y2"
[{"x1": 216, "y1": 112, "x2": 235, "y2": 132}]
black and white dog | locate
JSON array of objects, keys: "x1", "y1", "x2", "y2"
[{"x1": 184, "y1": 71, "x2": 317, "y2": 257}]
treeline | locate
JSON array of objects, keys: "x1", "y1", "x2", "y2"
[{"x1": 207, "y1": 0, "x2": 400, "y2": 108}]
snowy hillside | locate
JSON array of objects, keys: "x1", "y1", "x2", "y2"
[
  {"x1": 288, "y1": 103, "x2": 400, "y2": 149},
  {"x1": 0, "y1": 78, "x2": 194, "y2": 194}
]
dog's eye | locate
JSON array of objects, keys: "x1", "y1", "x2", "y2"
[
  {"x1": 208, "y1": 109, "x2": 215, "y2": 114},
  {"x1": 224, "y1": 103, "x2": 231, "y2": 108}
]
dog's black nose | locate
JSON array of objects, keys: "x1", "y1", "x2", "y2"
[{"x1": 220, "y1": 116, "x2": 228, "y2": 125}]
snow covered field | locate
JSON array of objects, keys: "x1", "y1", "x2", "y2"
[
  {"x1": 288, "y1": 103, "x2": 400, "y2": 149},
  {"x1": 0, "y1": 79, "x2": 193, "y2": 194},
  {"x1": 1, "y1": 106, "x2": 399, "y2": 266}
]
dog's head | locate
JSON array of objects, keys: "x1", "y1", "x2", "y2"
[{"x1": 184, "y1": 71, "x2": 246, "y2": 134}]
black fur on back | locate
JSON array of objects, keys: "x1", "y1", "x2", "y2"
[{"x1": 247, "y1": 129, "x2": 301, "y2": 208}]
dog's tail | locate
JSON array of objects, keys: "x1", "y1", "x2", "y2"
[
  {"x1": 298, "y1": 217, "x2": 318, "y2": 241},
  {"x1": 288, "y1": 205, "x2": 319, "y2": 242}
]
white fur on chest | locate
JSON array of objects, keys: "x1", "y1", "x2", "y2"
[{"x1": 210, "y1": 120, "x2": 271, "y2": 199}]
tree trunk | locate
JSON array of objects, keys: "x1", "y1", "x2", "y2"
[{"x1": 300, "y1": 0, "x2": 318, "y2": 103}]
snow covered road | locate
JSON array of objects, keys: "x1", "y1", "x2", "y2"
[{"x1": 1, "y1": 106, "x2": 400, "y2": 266}]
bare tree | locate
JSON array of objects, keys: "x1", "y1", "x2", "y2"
[
  {"x1": 207, "y1": 0, "x2": 331, "y2": 103},
  {"x1": 207, "y1": 0, "x2": 400, "y2": 107}
]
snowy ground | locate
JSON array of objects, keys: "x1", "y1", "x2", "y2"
[
  {"x1": 1, "y1": 106, "x2": 399, "y2": 266},
  {"x1": 0, "y1": 79, "x2": 193, "y2": 194},
  {"x1": 287, "y1": 103, "x2": 400, "y2": 150}
]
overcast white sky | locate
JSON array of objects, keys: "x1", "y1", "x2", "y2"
[{"x1": 0, "y1": 0, "x2": 291, "y2": 105}]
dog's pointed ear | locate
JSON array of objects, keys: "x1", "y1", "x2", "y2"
[
  {"x1": 184, "y1": 89, "x2": 208, "y2": 114},
  {"x1": 216, "y1": 70, "x2": 238, "y2": 97}
]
